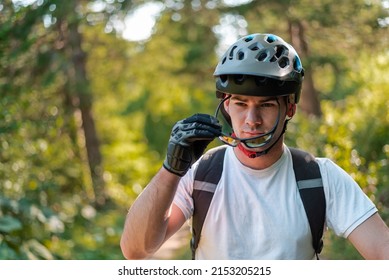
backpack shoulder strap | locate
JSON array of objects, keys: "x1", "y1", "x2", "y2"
[
  {"x1": 191, "y1": 145, "x2": 227, "y2": 259},
  {"x1": 289, "y1": 147, "x2": 326, "y2": 259}
]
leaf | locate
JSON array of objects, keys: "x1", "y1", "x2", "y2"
[
  {"x1": 23, "y1": 239, "x2": 54, "y2": 260},
  {"x1": 0, "y1": 216, "x2": 23, "y2": 233},
  {"x1": 0, "y1": 242, "x2": 18, "y2": 259}
]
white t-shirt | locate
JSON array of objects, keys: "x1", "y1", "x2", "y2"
[{"x1": 173, "y1": 145, "x2": 377, "y2": 259}]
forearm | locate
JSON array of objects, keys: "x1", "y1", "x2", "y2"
[{"x1": 120, "y1": 167, "x2": 181, "y2": 259}]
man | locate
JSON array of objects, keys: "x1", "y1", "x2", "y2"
[{"x1": 120, "y1": 33, "x2": 389, "y2": 259}]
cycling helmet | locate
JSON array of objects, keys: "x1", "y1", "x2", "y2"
[{"x1": 214, "y1": 33, "x2": 304, "y2": 103}]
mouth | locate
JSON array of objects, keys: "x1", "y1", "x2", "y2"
[{"x1": 240, "y1": 131, "x2": 266, "y2": 138}]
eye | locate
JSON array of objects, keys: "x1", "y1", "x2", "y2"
[
  {"x1": 261, "y1": 102, "x2": 275, "y2": 108},
  {"x1": 231, "y1": 99, "x2": 247, "y2": 107},
  {"x1": 235, "y1": 101, "x2": 247, "y2": 107}
]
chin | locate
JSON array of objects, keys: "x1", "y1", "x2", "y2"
[{"x1": 241, "y1": 143, "x2": 268, "y2": 152}]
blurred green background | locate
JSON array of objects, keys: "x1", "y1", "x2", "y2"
[{"x1": 0, "y1": 0, "x2": 388, "y2": 259}]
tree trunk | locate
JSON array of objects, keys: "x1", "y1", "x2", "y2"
[
  {"x1": 289, "y1": 21, "x2": 322, "y2": 117},
  {"x1": 64, "y1": 4, "x2": 107, "y2": 208}
]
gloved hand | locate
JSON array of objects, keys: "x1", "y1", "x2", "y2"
[{"x1": 163, "y1": 113, "x2": 222, "y2": 177}]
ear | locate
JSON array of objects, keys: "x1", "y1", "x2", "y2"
[
  {"x1": 287, "y1": 103, "x2": 296, "y2": 118},
  {"x1": 223, "y1": 95, "x2": 231, "y2": 113}
]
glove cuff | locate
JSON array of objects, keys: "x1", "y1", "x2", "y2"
[
  {"x1": 163, "y1": 162, "x2": 186, "y2": 177},
  {"x1": 163, "y1": 143, "x2": 192, "y2": 177}
]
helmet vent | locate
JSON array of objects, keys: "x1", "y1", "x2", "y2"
[
  {"x1": 256, "y1": 50, "x2": 268, "y2": 62},
  {"x1": 278, "y1": 57, "x2": 290, "y2": 68},
  {"x1": 266, "y1": 35, "x2": 278, "y2": 43},
  {"x1": 293, "y1": 57, "x2": 302, "y2": 72},
  {"x1": 276, "y1": 45, "x2": 288, "y2": 57},
  {"x1": 237, "y1": 51, "x2": 245, "y2": 60},
  {"x1": 248, "y1": 43, "x2": 260, "y2": 51},
  {"x1": 244, "y1": 35, "x2": 254, "y2": 42},
  {"x1": 270, "y1": 45, "x2": 288, "y2": 62},
  {"x1": 229, "y1": 46, "x2": 237, "y2": 60},
  {"x1": 270, "y1": 55, "x2": 277, "y2": 62},
  {"x1": 220, "y1": 75, "x2": 228, "y2": 83}
]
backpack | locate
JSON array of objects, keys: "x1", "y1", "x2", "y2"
[{"x1": 191, "y1": 145, "x2": 326, "y2": 260}]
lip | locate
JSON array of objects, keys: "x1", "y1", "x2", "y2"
[{"x1": 241, "y1": 131, "x2": 265, "y2": 138}]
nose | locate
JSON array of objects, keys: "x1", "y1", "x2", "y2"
[{"x1": 245, "y1": 107, "x2": 262, "y2": 127}]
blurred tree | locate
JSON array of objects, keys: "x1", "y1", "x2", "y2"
[
  {"x1": 125, "y1": 0, "x2": 222, "y2": 155},
  {"x1": 0, "y1": 0, "x2": 144, "y2": 259},
  {"x1": 53, "y1": 0, "x2": 107, "y2": 207}
]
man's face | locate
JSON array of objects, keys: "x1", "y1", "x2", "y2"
[{"x1": 223, "y1": 94, "x2": 289, "y2": 150}]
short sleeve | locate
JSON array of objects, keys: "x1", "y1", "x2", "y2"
[
  {"x1": 172, "y1": 162, "x2": 198, "y2": 220},
  {"x1": 318, "y1": 158, "x2": 377, "y2": 237}
]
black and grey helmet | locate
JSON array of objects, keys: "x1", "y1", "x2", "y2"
[{"x1": 214, "y1": 33, "x2": 304, "y2": 103}]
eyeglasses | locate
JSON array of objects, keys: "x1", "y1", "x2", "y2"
[{"x1": 214, "y1": 96, "x2": 281, "y2": 148}]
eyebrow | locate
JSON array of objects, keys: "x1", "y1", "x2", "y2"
[{"x1": 230, "y1": 96, "x2": 277, "y2": 102}]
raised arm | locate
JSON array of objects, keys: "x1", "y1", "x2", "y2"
[
  {"x1": 120, "y1": 114, "x2": 221, "y2": 259},
  {"x1": 120, "y1": 168, "x2": 185, "y2": 259}
]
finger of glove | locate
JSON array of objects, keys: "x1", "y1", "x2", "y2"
[
  {"x1": 185, "y1": 130, "x2": 217, "y2": 143},
  {"x1": 182, "y1": 113, "x2": 221, "y2": 130},
  {"x1": 181, "y1": 121, "x2": 221, "y2": 135},
  {"x1": 172, "y1": 122, "x2": 221, "y2": 144},
  {"x1": 171, "y1": 129, "x2": 218, "y2": 146}
]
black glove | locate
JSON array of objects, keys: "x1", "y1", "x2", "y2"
[{"x1": 163, "y1": 113, "x2": 222, "y2": 177}]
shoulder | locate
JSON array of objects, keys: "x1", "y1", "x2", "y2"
[
  {"x1": 197, "y1": 145, "x2": 229, "y2": 170},
  {"x1": 313, "y1": 157, "x2": 378, "y2": 236},
  {"x1": 202, "y1": 145, "x2": 228, "y2": 157},
  {"x1": 193, "y1": 145, "x2": 228, "y2": 181},
  {"x1": 312, "y1": 156, "x2": 359, "y2": 191},
  {"x1": 184, "y1": 145, "x2": 229, "y2": 183},
  {"x1": 315, "y1": 157, "x2": 352, "y2": 180},
  {"x1": 284, "y1": 146, "x2": 347, "y2": 178},
  {"x1": 314, "y1": 156, "x2": 371, "y2": 206},
  {"x1": 285, "y1": 147, "x2": 359, "y2": 191}
]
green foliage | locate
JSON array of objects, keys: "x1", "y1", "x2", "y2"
[{"x1": 322, "y1": 233, "x2": 363, "y2": 260}]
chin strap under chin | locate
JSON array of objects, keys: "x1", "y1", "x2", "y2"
[{"x1": 237, "y1": 121, "x2": 288, "y2": 159}]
